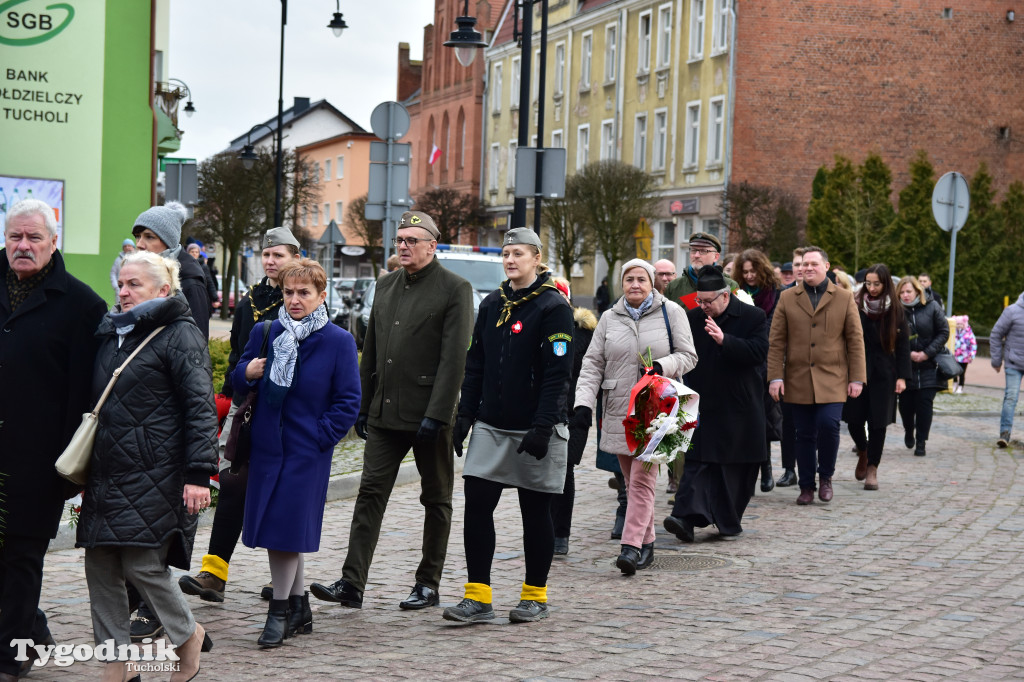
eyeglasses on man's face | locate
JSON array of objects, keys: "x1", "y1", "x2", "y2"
[
  {"x1": 696, "y1": 291, "x2": 725, "y2": 308},
  {"x1": 393, "y1": 237, "x2": 430, "y2": 247},
  {"x1": 691, "y1": 248, "x2": 716, "y2": 256}
]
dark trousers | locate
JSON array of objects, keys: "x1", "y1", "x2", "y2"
[
  {"x1": 342, "y1": 425, "x2": 454, "y2": 592},
  {"x1": 791, "y1": 403, "x2": 844, "y2": 491},
  {"x1": 463, "y1": 476, "x2": 554, "y2": 588},
  {"x1": 957, "y1": 362, "x2": 969, "y2": 388},
  {"x1": 614, "y1": 472, "x2": 628, "y2": 518},
  {"x1": 848, "y1": 420, "x2": 888, "y2": 467},
  {"x1": 551, "y1": 465, "x2": 575, "y2": 538},
  {"x1": 780, "y1": 400, "x2": 797, "y2": 469},
  {"x1": 0, "y1": 535, "x2": 50, "y2": 676},
  {"x1": 899, "y1": 388, "x2": 938, "y2": 443},
  {"x1": 207, "y1": 463, "x2": 248, "y2": 562}
]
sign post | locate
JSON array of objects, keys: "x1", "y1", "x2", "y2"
[
  {"x1": 367, "y1": 102, "x2": 412, "y2": 264},
  {"x1": 931, "y1": 172, "x2": 970, "y2": 316}
]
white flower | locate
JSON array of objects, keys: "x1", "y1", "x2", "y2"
[
  {"x1": 733, "y1": 289, "x2": 755, "y2": 306},
  {"x1": 648, "y1": 451, "x2": 670, "y2": 466}
]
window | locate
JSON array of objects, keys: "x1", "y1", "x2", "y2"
[
  {"x1": 554, "y1": 42, "x2": 566, "y2": 96},
  {"x1": 604, "y1": 24, "x2": 617, "y2": 82},
  {"x1": 656, "y1": 4, "x2": 672, "y2": 69},
  {"x1": 638, "y1": 11, "x2": 652, "y2": 73},
  {"x1": 653, "y1": 109, "x2": 667, "y2": 171},
  {"x1": 312, "y1": 204, "x2": 320, "y2": 226},
  {"x1": 684, "y1": 101, "x2": 701, "y2": 168},
  {"x1": 712, "y1": 0, "x2": 730, "y2": 53},
  {"x1": 312, "y1": 163, "x2": 320, "y2": 184},
  {"x1": 457, "y1": 108, "x2": 466, "y2": 168},
  {"x1": 324, "y1": 203, "x2": 331, "y2": 223},
  {"x1": 703, "y1": 218, "x2": 721, "y2": 242},
  {"x1": 657, "y1": 221, "x2": 676, "y2": 262},
  {"x1": 324, "y1": 159, "x2": 332, "y2": 181},
  {"x1": 511, "y1": 57, "x2": 521, "y2": 107},
  {"x1": 576, "y1": 124, "x2": 590, "y2": 170},
  {"x1": 336, "y1": 201, "x2": 344, "y2": 223},
  {"x1": 689, "y1": 0, "x2": 705, "y2": 59},
  {"x1": 551, "y1": 129, "x2": 563, "y2": 148},
  {"x1": 302, "y1": 207, "x2": 308, "y2": 227},
  {"x1": 491, "y1": 62, "x2": 503, "y2": 113},
  {"x1": 600, "y1": 119, "x2": 615, "y2": 160},
  {"x1": 507, "y1": 141, "x2": 517, "y2": 189},
  {"x1": 489, "y1": 143, "x2": 500, "y2": 191},
  {"x1": 580, "y1": 32, "x2": 593, "y2": 89},
  {"x1": 336, "y1": 155, "x2": 344, "y2": 178},
  {"x1": 707, "y1": 96, "x2": 724, "y2": 166},
  {"x1": 633, "y1": 113, "x2": 647, "y2": 169}
]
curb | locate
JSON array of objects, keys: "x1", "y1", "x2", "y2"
[{"x1": 50, "y1": 457, "x2": 463, "y2": 553}]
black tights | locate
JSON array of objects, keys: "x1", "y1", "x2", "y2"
[
  {"x1": 848, "y1": 421, "x2": 888, "y2": 467},
  {"x1": 207, "y1": 464, "x2": 248, "y2": 562},
  {"x1": 464, "y1": 476, "x2": 554, "y2": 587},
  {"x1": 550, "y1": 466, "x2": 575, "y2": 538},
  {"x1": 899, "y1": 388, "x2": 938, "y2": 443}
]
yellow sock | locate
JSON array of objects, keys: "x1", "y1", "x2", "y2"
[
  {"x1": 200, "y1": 554, "x2": 229, "y2": 582},
  {"x1": 520, "y1": 583, "x2": 547, "y2": 603},
  {"x1": 464, "y1": 582, "x2": 492, "y2": 604}
]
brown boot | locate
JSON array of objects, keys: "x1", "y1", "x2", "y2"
[
  {"x1": 170, "y1": 622, "x2": 209, "y2": 682},
  {"x1": 854, "y1": 449, "x2": 868, "y2": 481},
  {"x1": 864, "y1": 465, "x2": 879, "y2": 490}
]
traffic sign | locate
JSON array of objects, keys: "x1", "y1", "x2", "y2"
[
  {"x1": 370, "y1": 141, "x2": 411, "y2": 165},
  {"x1": 633, "y1": 217, "x2": 653, "y2": 239},
  {"x1": 932, "y1": 171, "x2": 970, "y2": 233},
  {"x1": 369, "y1": 102, "x2": 410, "y2": 141}
]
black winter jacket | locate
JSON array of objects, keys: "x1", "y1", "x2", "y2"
[
  {"x1": 176, "y1": 250, "x2": 210, "y2": 339},
  {"x1": 903, "y1": 299, "x2": 950, "y2": 390},
  {"x1": 459, "y1": 273, "x2": 574, "y2": 430},
  {"x1": 0, "y1": 252, "x2": 107, "y2": 539},
  {"x1": 223, "y1": 278, "x2": 284, "y2": 401},
  {"x1": 76, "y1": 293, "x2": 218, "y2": 569}
]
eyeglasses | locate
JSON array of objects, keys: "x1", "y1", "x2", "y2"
[
  {"x1": 696, "y1": 292, "x2": 725, "y2": 308},
  {"x1": 690, "y1": 248, "x2": 716, "y2": 256},
  {"x1": 393, "y1": 237, "x2": 431, "y2": 247}
]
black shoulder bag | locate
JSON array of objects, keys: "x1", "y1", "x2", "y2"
[{"x1": 224, "y1": 321, "x2": 271, "y2": 472}]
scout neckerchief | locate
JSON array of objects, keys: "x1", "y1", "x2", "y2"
[{"x1": 496, "y1": 278, "x2": 559, "y2": 327}]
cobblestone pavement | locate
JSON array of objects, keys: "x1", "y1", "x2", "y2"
[{"x1": 31, "y1": 385, "x2": 1024, "y2": 680}]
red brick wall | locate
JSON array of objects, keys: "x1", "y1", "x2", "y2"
[
  {"x1": 732, "y1": 1, "x2": 1024, "y2": 213},
  {"x1": 397, "y1": 43, "x2": 423, "y2": 103}
]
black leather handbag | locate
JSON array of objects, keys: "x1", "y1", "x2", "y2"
[
  {"x1": 935, "y1": 347, "x2": 963, "y2": 382},
  {"x1": 224, "y1": 322, "x2": 271, "y2": 472}
]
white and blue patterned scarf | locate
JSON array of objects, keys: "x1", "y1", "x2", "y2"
[
  {"x1": 269, "y1": 303, "x2": 329, "y2": 388},
  {"x1": 625, "y1": 292, "x2": 654, "y2": 321}
]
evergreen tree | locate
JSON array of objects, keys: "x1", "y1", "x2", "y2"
[
  {"x1": 889, "y1": 151, "x2": 941, "y2": 277},
  {"x1": 948, "y1": 164, "x2": 997, "y2": 318}
]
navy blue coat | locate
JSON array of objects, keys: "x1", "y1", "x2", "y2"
[{"x1": 233, "y1": 318, "x2": 360, "y2": 553}]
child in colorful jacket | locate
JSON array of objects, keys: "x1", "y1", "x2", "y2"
[{"x1": 953, "y1": 315, "x2": 977, "y2": 393}]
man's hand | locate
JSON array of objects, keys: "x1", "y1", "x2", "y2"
[
  {"x1": 416, "y1": 417, "x2": 445, "y2": 444},
  {"x1": 993, "y1": 363, "x2": 1002, "y2": 374},
  {"x1": 183, "y1": 484, "x2": 211, "y2": 515},
  {"x1": 245, "y1": 358, "x2": 267, "y2": 381},
  {"x1": 848, "y1": 382, "x2": 863, "y2": 398},
  {"x1": 354, "y1": 414, "x2": 369, "y2": 440},
  {"x1": 769, "y1": 380, "x2": 784, "y2": 402},
  {"x1": 705, "y1": 316, "x2": 724, "y2": 345},
  {"x1": 895, "y1": 378, "x2": 906, "y2": 394}
]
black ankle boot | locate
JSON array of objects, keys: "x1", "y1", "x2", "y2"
[
  {"x1": 760, "y1": 461, "x2": 775, "y2": 492},
  {"x1": 287, "y1": 592, "x2": 312, "y2": 635},
  {"x1": 258, "y1": 599, "x2": 290, "y2": 648},
  {"x1": 616, "y1": 545, "x2": 641, "y2": 576}
]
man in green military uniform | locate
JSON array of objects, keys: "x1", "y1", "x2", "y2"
[
  {"x1": 664, "y1": 232, "x2": 739, "y2": 305},
  {"x1": 310, "y1": 211, "x2": 474, "y2": 611}
]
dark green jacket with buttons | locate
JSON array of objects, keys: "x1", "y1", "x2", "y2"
[{"x1": 360, "y1": 257, "x2": 474, "y2": 430}]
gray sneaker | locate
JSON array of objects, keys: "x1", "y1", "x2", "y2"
[
  {"x1": 442, "y1": 598, "x2": 494, "y2": 623},
  {"x1": 509, "y1": 600, "x2": 549, "y2": 623}
]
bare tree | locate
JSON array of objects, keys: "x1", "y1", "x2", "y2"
[
  {"x1": 413, "y1": 187, "x2": 483, "y2": 244},
  {"x1": 542, "y1": 192, "x2": 591, "y2": 279},
  {"x1": 345, "y1": 194, "x2": 384, "y2": 276}
]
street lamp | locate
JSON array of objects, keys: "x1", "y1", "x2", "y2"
[
  {"x1": 328, "y1": 0, "x2": 348, "y2": 37},
  {"x1": 445, "y1": 0, "x2": 548, "y2": 234},
  {"x1": 238, "y1": 123, "x2": 275, "y2": 170},
  {"x1": 443, "y1": 0, "x2": 488, "y2": 67},
  {"x1": 167, "y1": 78, "x2": 196, "y2": 118}
]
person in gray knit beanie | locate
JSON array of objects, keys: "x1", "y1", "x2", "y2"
[{"x1": 132, "y1": 201, "x2": 189, "y2": 255}]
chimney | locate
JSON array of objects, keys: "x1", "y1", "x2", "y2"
[
  {"x1": 292, "y1": 97, "x2": 310, "y2": 115},
  {"x1": 396, "y1": 42, "x2": 423, "y2": 102}
]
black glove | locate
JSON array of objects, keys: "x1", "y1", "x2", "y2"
[
  {"x1": 567, "y1": 427, "x2": 587, "y2": 466},
  {"x1": 517, "y1": 426, "x2": 553, "y2": 460},
  {"x1": 645, "y1": 362, "x2": 663, "y2": 376},
  {"x1": 452, "y1": 414, "x2": 474, "y2": 458},
  {"x1": 569, "y1": 406, "x2": 593, "y2": 430},
  {"x1": 354, "y1": 414, "x2": 369, "y2": 440},
  {"x1": 416, "y1": 417, "x2": 446, "y2": 444}
]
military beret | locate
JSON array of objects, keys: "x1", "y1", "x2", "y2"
[
  {"x1": 398, "y1": 211, "x2": 440, "y2": 239},
  {"x1": 503, "y1": 227, "x2": 543, "y2": 249}
]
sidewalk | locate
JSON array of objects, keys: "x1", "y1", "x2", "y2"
[{"x1": 33, "y1": 403, "x2": 1024, "y2": 680}]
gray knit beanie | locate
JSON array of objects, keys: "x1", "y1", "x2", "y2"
[{"x1": 132, "y1": 201, "x2": 188, "y2": 250}]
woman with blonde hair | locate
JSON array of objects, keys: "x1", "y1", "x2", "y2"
[
  {"x1": 896, "y1": 275, "x2": 949, "y2": 457},
  {"x1": 78, "y1": 250, "x2": 218, "y2": 682}
]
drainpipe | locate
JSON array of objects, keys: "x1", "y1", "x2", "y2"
[{"x1": 722, "y1": 0, "x2": 738, "y2": 253}]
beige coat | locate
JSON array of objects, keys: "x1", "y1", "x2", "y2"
[
  {"x1": 575, "y1": 292, "x2": 698, "y2": 455},
  {"x1": 767, "y1": 281, "x2": 866, "y2": 404}
]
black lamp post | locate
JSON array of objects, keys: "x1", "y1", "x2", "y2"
[
  {"x1": 167, "y1": 78, "x2": 196, "y2": 118},
  {"x1": 239, "y1": 123, "x2": 275, "y2": 170},
  {"x1": 445, "y1": 0, "x2": 548, "y2": 234}
]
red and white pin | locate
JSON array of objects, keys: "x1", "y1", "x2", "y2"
[{"x1": 511, "y1": 321, "x2": 523, "y2": 334}]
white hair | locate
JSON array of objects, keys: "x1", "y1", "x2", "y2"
[
  {"x1": 120, "y1": 251, "x2": 181, "y2": 294},
  {"x1": 6, "y1": 199, "x2": 58, "y2": 238}
]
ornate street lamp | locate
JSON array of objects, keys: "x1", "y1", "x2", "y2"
[
  {"x1": 238, "y1": 123, "x2": 275, "y2": 171},
  {"x1": 328, "y1": 0, "x2": 349, "y2": 37},
  {"x1": 443, "y1": 0, "x2": 488, "y2": 67}
]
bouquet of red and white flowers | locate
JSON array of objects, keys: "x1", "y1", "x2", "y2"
[{"x1": 622, "y1": 350, "x2": 700, "y2": 470}]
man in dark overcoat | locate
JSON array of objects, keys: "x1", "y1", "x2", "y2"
[
  {"x1": 311, "y1": 210, "x2": 473, "y2": 611},
  {"x1": 664, "y1": 266, "x2": 768, "y2": 543},
  {"x1": 0, "y1": 199, "x2": 106, "y2": 680}
]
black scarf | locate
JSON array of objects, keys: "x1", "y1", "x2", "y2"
[{"x1": 4, "y1": 259, "x2": 54, "y2": 312}]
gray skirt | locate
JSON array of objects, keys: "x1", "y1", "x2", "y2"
[{"x1": 463, "y1": 421, "x2": 569, "y2": 494}]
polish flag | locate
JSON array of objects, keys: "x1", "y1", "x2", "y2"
[{"x1": 429, "y1": 144, "x2": 442, "y2": 165}]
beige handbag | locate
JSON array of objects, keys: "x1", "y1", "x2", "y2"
[{"x1": 55, "y1": 326, "x2": 166, "y2": 486}]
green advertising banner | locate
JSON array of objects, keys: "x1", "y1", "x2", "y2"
[{"x1": 0, "y1": 0, "x2": 154, "y2": 301}]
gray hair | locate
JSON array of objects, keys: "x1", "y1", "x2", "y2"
[
  {"x1": 120, "y1": 250, "x2": 181, "y2": 295},
  {"x1": 6, "y1": 199, "x2": 59, "y2": 238}
]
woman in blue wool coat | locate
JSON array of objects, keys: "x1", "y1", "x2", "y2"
[{"x1": 232, "y1": 258, "x2": 360, "y2": 648}]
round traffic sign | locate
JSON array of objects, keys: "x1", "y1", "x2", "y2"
[
  {"x1": 370, "y1": 101, "x2": 410, "y2": 141},
  {"x1": 931, "y1": 171, "x2": 970, "y2": 233}
]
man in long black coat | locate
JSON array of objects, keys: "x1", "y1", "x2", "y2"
[
  {"x1": 664, "y1": 266, "x2": 768, "y2": 542},
  {"x1": 0, "y1": 199, "x2": 106, "y2": 680}
]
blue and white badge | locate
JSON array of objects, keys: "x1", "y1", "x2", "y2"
[{"x1": 553, "y1": 341, "x2": 567, "y2": 357}]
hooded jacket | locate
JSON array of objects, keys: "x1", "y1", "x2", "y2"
[
  {"x1": 903, "y1": 298, "x2": 950, "y2": 390},
  {"x1": 991, "y1": 292, "x2": 1024, "y2": 371},
  {"x1": 76, "y1": 293, "x2": 218, "y2": 569}
]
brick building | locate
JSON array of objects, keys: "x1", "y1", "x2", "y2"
[{"x1": 731, "y1": 1, "x2": 1024, "y2": 210}]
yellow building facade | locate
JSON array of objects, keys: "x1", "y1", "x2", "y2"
[{"x1": 484, "y1": 0, "x2": 734, "y2": 293}]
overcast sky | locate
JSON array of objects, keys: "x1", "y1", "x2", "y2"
[{"x1": 168, "y1": 0, "x2": 436, "y2": 163}]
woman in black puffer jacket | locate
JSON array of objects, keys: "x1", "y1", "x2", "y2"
[
  {"x1": 77, "y1": 251, "x2": 218, "y2": 681},
  {"x1": 896, "y1": 275, "x2": 950, "y2": 457}
]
